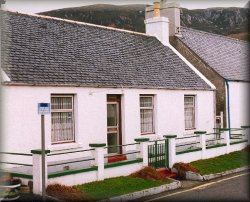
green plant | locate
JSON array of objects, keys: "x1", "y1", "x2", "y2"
[
  {"x1": 129, "y1": 166, "x2": 171, "y2": 181},
  {"x1": 74, "y1": 176, "x2": 171, "y2": 200},
  {"x1": 190, "y1": 150, "x2": 250, "y2": 175},
  {"x1": 46, "y1": 183, "x2": 91, "y2": 202}
]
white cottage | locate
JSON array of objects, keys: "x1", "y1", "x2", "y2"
[{"x1": 0, "y1": 10, "x2": 215, "y2": 157}]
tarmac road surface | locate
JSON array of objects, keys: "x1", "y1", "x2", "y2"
[{"x1": 136, "y1": 171, "x2": 250, "y2": 202}]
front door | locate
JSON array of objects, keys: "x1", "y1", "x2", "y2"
[{"x1": 107, "y1": 95, "x2": 121, "y2": 154}]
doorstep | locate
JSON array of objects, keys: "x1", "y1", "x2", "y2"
[
  {"x1": 98, "y1": 179, "x2": 181, "y2": 202},
  {"x1": 185, "y1": 165, "x2": 250, "y2": 181}
]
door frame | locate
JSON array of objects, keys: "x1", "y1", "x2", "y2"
[{"x1": 107, "y1": 95, "x2": 122, "y2": 153}]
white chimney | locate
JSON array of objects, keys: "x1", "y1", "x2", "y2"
[
  {"x1": 144, "y1": 1, "x2": 169, "y2": 46},
  {"x1": 145, "y1": 0, "x2": 181, "y2": 37},
  {"x1": 161, "y1": 1, "x2": 181, "y2": 36},
  {"x1": 0, "y1": 0, "x2": 6, "y2": 10}
]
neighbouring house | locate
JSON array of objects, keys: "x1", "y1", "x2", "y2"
[
  {"x1": 145, "y1": 0, "x2": 250, "y2": 129},
  {"x1": 0, "y1": 9, "x2": 216, "y2": 156}
]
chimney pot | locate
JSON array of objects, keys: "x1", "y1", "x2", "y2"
[{"x1": 153, "y1": 1, "x2": 161, "y2": 17}]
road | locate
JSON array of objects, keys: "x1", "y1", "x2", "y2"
[{"x1": 136, "y1": 171, "x2": 250, "y2": 202}]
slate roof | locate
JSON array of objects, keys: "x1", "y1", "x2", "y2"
[
  {"x1": 0, "y1": 11, "x2": 211, "y2": 90},
  {"x1": 178, "y1": 27, "x2": 250, "y2": 82}
]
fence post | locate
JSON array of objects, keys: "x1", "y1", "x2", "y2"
[
  {"x1": 163, "y1": 135, "x2": 177, "y2": 168},
  {"x1": 89, "y1": 143, "x2": 106, "y2": 181},
  {"x1": 194, "y1": 131, "x2": 207, "y2": 159},
  {"x1": 134, "y1": 138, "x2": 149, "y2": 166},
  {"x1": 220, "y1": 128, "x2": 230, "y2": 153},
  {"x1": 31, "y1": 149, "x2": 50, "y2": 195},
  {"x1": 241, "y1": 126, "x2": 250, "y2": 145}
]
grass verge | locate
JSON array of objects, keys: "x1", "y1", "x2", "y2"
[
  {"x1": 74, "y1": 176, "x2": 173, "y2": 200},
  {"x1": 190, "y1": 150, "x2": 250, "y2": 175}
]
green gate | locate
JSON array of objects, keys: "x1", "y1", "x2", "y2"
[{"x1": 148, "y1": 139, "x2": 169, "y2": 169}]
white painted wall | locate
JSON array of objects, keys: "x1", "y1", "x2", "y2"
[
  {"x1": 205, "y1": 146, "x2": 227, "y2": 159},
  {"x1": 229, "y1": 142, "x2": 248, "y2": 153},
  {"x1": 227, "y1": 81, "x2": 250, "y2": 128},
  {"x1": 48, "y1": 170, "x2": 97, "y2": 186},
  {"x1": 1, "y1": 85, "x2": 215, "y2": 157},
  {"x1": 104, "y1": 163, "x2": 143, "y2": 179},
  {"x1": 175, "y1": 151, "x2": 202, "y2": 163}
]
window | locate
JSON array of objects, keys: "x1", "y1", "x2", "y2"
[
  {"x1": 51, "y1": 95, "x2": 75, "y2": 144},
  {"x1": 140, "y1": 95, "x2": 154, "y2": 134},
  {"x1": 184, "y1": 96, "x2": 195, "y2": 130}
]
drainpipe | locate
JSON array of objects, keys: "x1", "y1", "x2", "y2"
[{"x1": 225, "y1": 80, "x2": 231, "y2": 136}]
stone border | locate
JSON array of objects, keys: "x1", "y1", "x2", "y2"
[
  {"x1": 99, "y1": 180, "x2": 181, "y2": 202},
  {"x1": 185, "y1": 166, "x2": 250, "y2": 181}
]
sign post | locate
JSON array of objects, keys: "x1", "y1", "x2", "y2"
[{"x1": 38, "y1": 103, "x2": 50, "y2": 201}]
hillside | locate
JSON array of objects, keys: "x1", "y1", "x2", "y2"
[
  {"x1": 40, "y1": 4, "x2": 146, "y2": 33},
  {"x1": 40, "y1": 4, "x2": 250, "y2": 38}
]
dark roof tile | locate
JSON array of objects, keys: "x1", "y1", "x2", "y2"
[
  {"x1": 178, "y1": 27, "x2": 249, "y2": 82},
  {"x1": 1, "y1": 11, "x2": 211, "y2": 90}
]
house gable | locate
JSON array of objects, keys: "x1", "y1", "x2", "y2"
[{"x1": 170, "y1": 36, "x2": 226, "y2": 126}]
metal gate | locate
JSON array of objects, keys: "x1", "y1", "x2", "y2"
[{"x1": 148, "y1": 139, "x2": 169, "y2": 169}]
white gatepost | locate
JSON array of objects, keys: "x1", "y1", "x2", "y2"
[
  {"x1": 31, "y1": 149, "x2": 50, "y2": 195},
  {"x1": 134, "y1": 138, "x2": 150, "y2": 166},
  {"x1": 241, "y1": 126, "x2": 250, "y2": 145},
  {"x1": 163, "y1": 135, "x2": 177, "y2": 168},
  {"x1": 89, "y1": 143, "x2": 106, "y2": 181},
  {"x1": 194, "y1": 131, "x2": 207, "y2": 159},
  {"x1": 221, "y1": 129, "x2": 230, "y2": 153}
]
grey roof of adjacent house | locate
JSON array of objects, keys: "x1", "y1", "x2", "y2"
[
  {"x1": 178, "y1": 27, "x2": 250, "y2": 82},
  {"x1": 0, "y1": 11, "x2": 211, "y2": 90}
]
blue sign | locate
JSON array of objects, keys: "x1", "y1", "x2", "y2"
[{"x1": 38, "y1": 103, "x2": 50, "y2": 115}]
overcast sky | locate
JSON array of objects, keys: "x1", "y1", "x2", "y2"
[{"x1": 3, "y1": 0, "x2": 249, "y2": 14}]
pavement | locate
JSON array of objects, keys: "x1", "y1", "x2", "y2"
[{"x1": 136, "y1": 170, "x2": 250, "y2": 202}]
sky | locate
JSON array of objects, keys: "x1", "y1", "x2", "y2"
[{"x1": 2, "y1": 0, "x2": 249, "y2": 14}]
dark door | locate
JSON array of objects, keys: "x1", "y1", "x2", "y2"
[{"x1": 107, "y1": 95, "x2": 122, "y2": 153}]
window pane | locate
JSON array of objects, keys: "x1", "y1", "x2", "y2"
[
  {"x1": 140, "y1": 96, "x2": 154, "y2": 134},
  {"x1": 107, "y1": 104, "x2": 118, "y2": 127},
  {"x1": 51, "y1": 95, "x2": 74, "y2": 144},
  {"x1": 140, "y1": 97, "x2": 153, "y2": 108},
  {"x1": 51, "y1": 97, "x2": 72, "y2": 110},
  {"x1": 107, "y1": 133, "x2": 118, "y2": 153},
  {"x1": 51, "y1": 112, "x2": 74, "y2": 143},
  {"x1": 184, "y1": 96, "x2": 195, "y2": 129},
  {"x1": 184, "y1": 97, "x2": 194, "y2": 107},
  {"x1": 140, "y1": 109, "x2": 153, "y2": 133}
]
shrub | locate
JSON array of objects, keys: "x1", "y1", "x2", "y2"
[
  {"x1": 129, "y1": 166, "x2": 167, "y2": 181},
  {"x1": 46, "y1": 183, "x2": 91, "y2": 202}
]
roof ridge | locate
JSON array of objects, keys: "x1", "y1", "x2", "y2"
[
  {"x1": 181, "y1": 26, "x2": 249, "y2": 44},
  {"x1": 5, "y1": 10, "x2": 150, "y2": 38}
]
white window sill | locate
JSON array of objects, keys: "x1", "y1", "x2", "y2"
[{"x1": 48, "y1": 142, "x2": 83, "y2": 152}]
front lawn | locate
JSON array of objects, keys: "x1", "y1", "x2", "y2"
[
  {"x1": 74, "y1": 176, "x2": 172, "y2": 200},
  {"x1": 190, "y1": 149, "x2": 250, "y2": 175}
]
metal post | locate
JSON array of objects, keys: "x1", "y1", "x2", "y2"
[
  {"x1": 41, "y1": 114, "x2": 45, "y2": 201},
  {"x1": 165, "y1": 139, "x2": 169, "y2": 168},
  {"x1": 154, "y1": 141, "x2": 157, "y2": 168}
]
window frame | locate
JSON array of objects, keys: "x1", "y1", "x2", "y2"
[
  {"x1": 140, "y1": 95, "x2": 155, "y2": 135},
  {"x1": 51, "y1": 94, "x2": 75, "y2": 144},
  {"x1": 184, "y1": 95, "x2": 196, "y2": 130}
]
